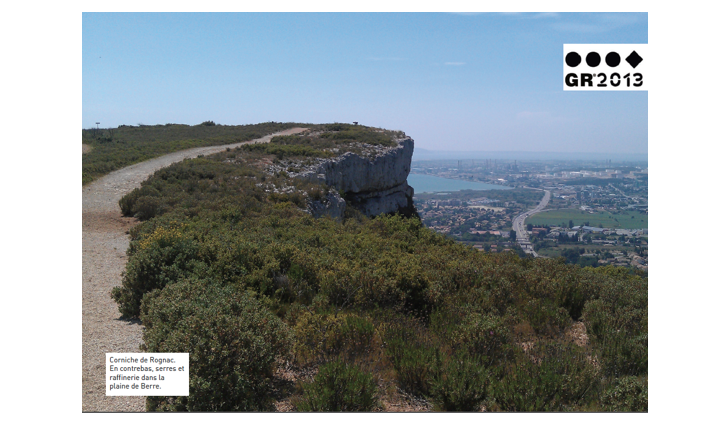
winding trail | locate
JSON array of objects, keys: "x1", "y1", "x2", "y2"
[{"x1": 82, "y1": 128, "x2": 308, "y2": 412}]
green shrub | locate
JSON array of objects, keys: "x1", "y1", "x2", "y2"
[
  {"x1": 324, "y1": 123, "x2": 350, "y2": 131},
  {"x1": 292, "y1": 311, "x2": 379, "y2": 364},
  {"x1": 319, "y1": 125, "x2": 397, "y2": 147},
  {"x1": 600, "y1": 376, "x2": 648, "y2": 411},
  {"x1": 491, "y1": 341, "x2": 598, "y2": 411},
  {"x1": 522, "y1": 298, "x2": 572, "y2": 337},
  {"x1": 441, "y1": 311, "x2": 510, "y2": 362},
  {"x1": 294, "y1": 360, "x2": 380, "y2": 411},
  {"x1": 141, "y1": 279, "x2": 293, "y2": 411},
  {"x1": 383, "y1": 323, "x2": 437, "y2": 397},
  {"x1": 430, "y1": 351, "x2": 490, "y2": 411},
  {"x1": 583, "y1": 276, "x2": 648, "y2": 377},
  {"x1": 119, "y1": 185, "x2": 165, "y2": 218},
  {"x1": 242, "y1": 142, "x2": 334, "y2": 159},
  {"x1": 111, "y1": 225, "x2": 204, "y2": 318},
  {"x1": 587, "y1": 315, "x2": 648, "y2": 377}
]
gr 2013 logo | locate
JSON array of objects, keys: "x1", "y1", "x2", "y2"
[{"x1": 563, "y1": 44, "x2": 647, "y2": 91}]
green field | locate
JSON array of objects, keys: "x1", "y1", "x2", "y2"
[
  {"x1": 537, "y1": 245, "x2": 634, "y2": 258},
  {"x1": 526, "y1": 209, "x2": 648, "y2": 229}
]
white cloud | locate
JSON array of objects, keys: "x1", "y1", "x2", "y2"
[{"x1": 444, "y1": 62, "x2": 466, "y2": 66}]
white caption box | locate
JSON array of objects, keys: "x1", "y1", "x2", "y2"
[
  {"x1": 563, "y1": 44, "x2": 648, "y2": 91},
  {"x1": 106, "y1": 353, "x2": 189, "y2": 396}
]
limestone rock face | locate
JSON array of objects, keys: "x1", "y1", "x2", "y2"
[
  {"x1": 299, "y1": 137, "x2": 415, "y2": 219},
  {"x1": 306, "y1": 191, "x2": 346, "y2": 220},
  {"x1": 348, "y1": 181, "x2": 414, "y2": 217}
]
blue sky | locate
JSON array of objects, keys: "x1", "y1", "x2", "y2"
[{"x1": 83, "y1": 12, "x2": 647, "y2": 154}]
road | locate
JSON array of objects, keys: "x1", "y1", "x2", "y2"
[{"x1": 512, "y1": 189, "x2": 551, "y2": 257}]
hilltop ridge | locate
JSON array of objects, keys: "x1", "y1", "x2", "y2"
[{"x1": 198, "y1": 124, "x2": 416, "y2": 220}]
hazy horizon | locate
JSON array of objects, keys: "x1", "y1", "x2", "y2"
[{"x1": 412, "y1": 147, "x2": 647, "y2": 162}]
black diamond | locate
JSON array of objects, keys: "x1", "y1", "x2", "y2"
[{"x1": 625, "y1": 51, "x2": 643, "y2": 68}]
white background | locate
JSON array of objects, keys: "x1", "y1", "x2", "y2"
[{"x1": 1, "y1": 1, "x2": 723, "y2": 424}]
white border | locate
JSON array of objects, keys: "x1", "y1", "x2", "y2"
[{"x1": 4, "y1": 2, "x2": 724, "y2": 424}]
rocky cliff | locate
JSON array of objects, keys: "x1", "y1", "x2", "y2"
[{"x1": 299, "y1": 137, "x2": 415, "y2": 219}]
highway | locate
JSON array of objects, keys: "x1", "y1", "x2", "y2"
[{"x1": 512, "y1": 189, "x2": 551, "y2": 257}]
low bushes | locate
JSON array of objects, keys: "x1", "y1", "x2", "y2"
[
  {"x1": 141, "y1": 279, "x2": 293, "y2": 411},
  {"x1": 600, "y1": 376, "x2": 648, "y2": 411},
  {"x1": 430, "y1": 351, "x2": 490, "y2": 411},
  {"x1": 293, "y1": 311, "x2": 380, "y2": 364},
  {"x1": 491, "y1": 341, "x2": 598, "y2": 411},
  {"x1": 522, "y1": 298, "x2": 572, "y2": 337},
  {"x1": 239, "y1": 124, "x2": 400, "y2": 160},
  {"x1": 583, "y1": 272, "x2": 648, "y2": 377},
  {"x1": 82, "y1": 121, "x2": 300, "y2": 185},
  {"x1": 108, "y1": 129, "x2": 647, "y2": 411},
  {"x1": 383, "y1": 321, "x2": 439, "y2": 398},
  {"x1": 294, "y1": 360, "x2": 380, "y2": 411},
  {"x1": 111, "y1": 224, "x2": 203, "y2": 318}
]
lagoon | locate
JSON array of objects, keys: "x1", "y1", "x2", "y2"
[{"x1": 408, "y1": 173, "x2": 511, "y2": 193}]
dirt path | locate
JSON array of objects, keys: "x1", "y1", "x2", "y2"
[{"x1": 82, "y1": 128, "x2": 308, "y2": 412}]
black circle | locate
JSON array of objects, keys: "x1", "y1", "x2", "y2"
[
  {"x1": 605, "y1": 52, "x2": 621, "y2": 67},
  {"x1": 565, "y1": 52, "x2": 581, "y2": 67},
  {"x1": 586, "y1": 52, "x2": 601, "y2": 67}
]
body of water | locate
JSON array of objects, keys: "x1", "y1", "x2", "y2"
[{"x1": 408, "y1": 173, "x2": 511, "y2": 193}]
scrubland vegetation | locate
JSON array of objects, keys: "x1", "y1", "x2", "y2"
[
  {"x1": 110, "y1": 124, "x2": 647, "y2": 412},
  {"x1": 239, "y1": 123, "x2": 401, "y2": 160},
  {"x1": 82, "y1": 121, "x2": 300, "y2": 185}
]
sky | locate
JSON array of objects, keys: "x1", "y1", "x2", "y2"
[{"x1": 83, "y1": 12, "x2": 647, "y2": 155}]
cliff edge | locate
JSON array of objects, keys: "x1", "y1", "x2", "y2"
[{"x1": 299, "y1": 137, "x2": 415, "y2": 219}]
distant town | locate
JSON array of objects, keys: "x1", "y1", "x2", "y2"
[{"x1": 411, "y1": 158, "x2": 648, "y2": 272}]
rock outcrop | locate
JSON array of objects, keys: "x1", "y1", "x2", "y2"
[
  {"x1": 306, "y1": 191, "x2": 347, "y2": 220},
  {"x1": 301, "y1": 137, "x2": 415, "y2": 219}
]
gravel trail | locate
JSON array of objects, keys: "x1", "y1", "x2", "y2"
[{"x1": 82, "y1": 128, "x2": 308, "y2": 412}]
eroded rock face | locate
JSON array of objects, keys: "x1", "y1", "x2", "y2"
[
  {"x1": 299, "y1": 137, "x2": 415, "y2": 219},
  {"x1": 306, "y1": 191, "x2": 346, "y2": 220},
  {"x1": 348, "y1": 181, "x2": 414, "y2": 217}
]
